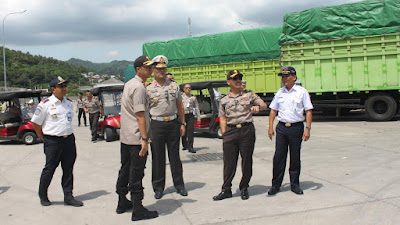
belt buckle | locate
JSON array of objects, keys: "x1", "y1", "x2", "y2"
[
  {"x1": 236, "y1": 124, "x2": 242, "y2": 128},
  {"x1": 285, "y1": 123, "x2": 291, "y2": 127},
  {"x1": 63, "y1": 135, "x2": 68, "y2": 138},
  {"x1": 163, "y1": 116, "x2": 170, "y2": 122},
  {"x1": 184, "y1": 111, "x2": 189, "y2": 114}
]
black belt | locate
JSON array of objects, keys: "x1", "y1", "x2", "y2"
[
  {"x1": 44, "y1": 134, "x2": 73, "y2": 138},
  {"x1": 227, "y1": 122, "x2": 252, "y2": 128},
  {"x1": 279, "y1": 121, "x2": 303, "y2": 127}
]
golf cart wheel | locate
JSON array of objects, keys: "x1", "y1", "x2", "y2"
[
  {"x1": 215, "y1": 125, "x2": 223, "y2": 139},
  {"x1": 22, "y1": 132, "x2": 37, "y2": 145},
  {"x1": 104, "y1": 127, "x2": 115, "y2": 142}
]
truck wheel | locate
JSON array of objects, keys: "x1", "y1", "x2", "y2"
[
  {"x1": 22, "y1": 132, "x2": 37, "y2": 145},
  {"x1": 365, "y1": 94, "x2": 397, "y2": 121},
  {"x1": 215, "y1": 125, "x2": 223, "y2": 139},
  {"x1": 104, "y1": 127, "x2": 115, "y2": 142}
]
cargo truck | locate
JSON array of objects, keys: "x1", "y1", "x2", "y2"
[{"x1": 138, "y1": 0, "x2": 400, "y2": 121}]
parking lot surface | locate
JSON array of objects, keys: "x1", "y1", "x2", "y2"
[{"x1": 1, "y1": 112, "x2": 399, "y2": 225}]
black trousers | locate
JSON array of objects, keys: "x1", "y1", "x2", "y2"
[
  {"x1": 39, "y1": 134, "x2": 76, "y2": 200},
  {"x1": 150, "y1": 119, "x2": 184, "y2": 193},
  {"x1": 77, "y1": 108, "x2": 87, "y2": 126},
  {"x1": 272, "y1": 122, "x2": 304, "y2": 188},
  {"x1": 89, "y1": 112, "x2": 100, "y2": 140},
  {"x1": 181, "y1": 114, "x2": 195, "y2": 149},
  {"x1": 116, "y1": 143, "x2": 147, "y2": 200},
  {"x1": 222, "y1": 123, "x2": 255, "y2": 192}
]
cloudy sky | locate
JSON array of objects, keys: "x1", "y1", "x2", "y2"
[{"x1": 1, "y1": 0, "x2": 360, "y2": 63}]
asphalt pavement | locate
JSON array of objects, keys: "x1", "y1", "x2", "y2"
[{"x1": 0, "y1": 111, "x2": 399, "y2": 225}]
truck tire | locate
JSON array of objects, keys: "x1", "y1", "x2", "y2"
[
  {"x1": 22, "y1": 132, "x2": 37, "y2": 145},
  {"x1": 104, "y1": 127, "x2": 115, "y2": 142},
  {"x1": 365, "y1": 94, "x2": 397, "y2": 121}
]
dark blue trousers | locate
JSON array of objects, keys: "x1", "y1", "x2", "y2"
[
  {"x1": 39, "y1": 134, "x2": 76, "y2": 200},
  {"x1": 272, "y1": 122, "x2": 304, "y2": 188}
]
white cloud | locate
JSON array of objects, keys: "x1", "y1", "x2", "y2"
[{"x1": 108, "y1": 50, "x2": 119, "y2": 57}]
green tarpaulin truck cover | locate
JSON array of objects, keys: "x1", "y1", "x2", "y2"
[
  {"x1": 279, "y1": 0, "x2": 400, "y2": 45},
  {"x1": 143, "y1": 26, "x2": 282, "y2": 68}
]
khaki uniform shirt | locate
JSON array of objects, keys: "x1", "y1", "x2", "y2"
[
  {"x1": 182, "y1": 93, "x2": 201, "y2": 119},
  {"x1": 219, "y1": 90, "x2": 264, "y2": 125},
  {"x1": 84, "y1": 97, "x2": 101, "y2": 114},
  {"x1": 76, "y1": 98, "x2": 86, "y2": 109},
  {"x1": 120, "y1": 76, "x2": 148, "y2": 145},
  {"x1": 146, "y1": 80, "x2": 182, "y2": 117},
  {"x1": 31, "y1": 95, "x2": 74, "y2": 136}
]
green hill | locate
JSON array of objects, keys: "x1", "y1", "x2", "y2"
[
  {"x1": 0, "y1": 47, "x2": 91, "y2": 95},
  {"x1": 67, "y1": 58, "x2": 133, "y2": 76}
]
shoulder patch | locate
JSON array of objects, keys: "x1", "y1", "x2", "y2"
[
  {"x1": 67, "y1": 98, "x2": 73, "y2": 102},
  {"x1": 41, "y1": 98, "x2": 50, "y2": 103}
]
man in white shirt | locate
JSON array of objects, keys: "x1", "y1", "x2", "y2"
[{"x1": 267, "y1": 67, "x2": 313, "y2": 196}]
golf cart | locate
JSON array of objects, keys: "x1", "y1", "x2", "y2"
[
  {"x1": 0, "y1": 90, "x2": 43, "y2": 144},
  {"x1": 91, "y1": 84, "x2": 124, "y2": 142},
  {"x1": 179, "y1": 80, "x2": 229, "y2": 138}
]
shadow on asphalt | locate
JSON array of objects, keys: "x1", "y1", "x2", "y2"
[
  {"x1": 163, "y1": 182, "x2": 206, "y2": 194},
  {"x1": 147, "y1": 198, "x2": 197, "y2": 216},
  {"x1": 279, "y1": 181, "x2": 324, "y2": 192},
  {"x1": 0, "y1": 186, "x2": 10, "y2": 195},
  {"x1": 76, "y1": 190, "x2": 111, "y2": 201}
]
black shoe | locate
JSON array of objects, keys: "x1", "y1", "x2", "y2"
[
  {"x1": 177, "y1": 188, "x2": 188, "y2": 196},
  {"x1": 268, "y1": 186, "x2": 280, "y2": 195},
  {"x1": 154, "y1": 192, "x2": 163, "y2": 199},
  {"x1": 188, "y1": 148, "x2": 196, "y2": 153},
  {"x1": 91, "y1": 139, "x2": 96, "y2": 143},
  {"x1": 241, "y1": 189, "x2": 249, "y2": 200},
  {"x1": 64, "y1": 198, "x2": 84, "y2": 207},
  {"x1": 116, "y1": 197, "x2": 133, "y2": 214},
  {"x1": 131, "y1": 208, "x2": 158, "y2": 221},
  {"x1": 213, "y1": 190, "x2": 232, "y2": 201},
  {"x1": 78, "y1": 124, "x2": 81, "y2": 127},
  {"x1": 182, "y1": 147, "x2": 187, "y2": 151},
  {"x1": 40, "y1": 197, "x2": 51, "y2": 206},
  {"x1": 291, "y1": 186, "x2": 304, "y2": 195}
]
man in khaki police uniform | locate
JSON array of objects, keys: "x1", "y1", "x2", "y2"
[
  {"x1": 84, "y1": 90, "x2": 102, "y2": 142},
  {"x1": 32, "y1": 76, "x2": 83, "y2": 207},
  {"x1": 146, "y1": 55, "x2": 187, "y2": 199},
  {"x1": 181, "y1": 83, "x2": 201, "y2": 153},
  {"x1": 115, "y1": 56, "x2": 158, "y2": 221},
  {"x1": 213, "y1": 70, "x2": 267, "y2": 201},
  {"x1": 268, "y1": 67, "x2": 313, "y2": 196},
  {"x1": 76, "y1": 92, "x2": 87, "y2": 126}
]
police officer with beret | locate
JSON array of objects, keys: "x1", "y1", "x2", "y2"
[
  {"x1": 32, "y1": 76, "x2": 83, "y2": 207},
  {"x1": 146, "y1": 55, "x2": 187, "y2": 199},
  {"x1": 267, "y1": 67, "x2": 313, "y2": 196},
  {"x1": 181, "y1": 83, "x2": 201, "y2": 153},
  {"x1": 84, "y1": 90, "x2": 102, "y2": 143},
  {"x1": 115, "y1": 56, "x2": 158, "y2": 221},
  {"x1": 213, "y1": 70, "x2": 267, "y2": 201}
]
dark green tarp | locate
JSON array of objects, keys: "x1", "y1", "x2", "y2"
[
  {"x1": 279, "y1": 0, "x2": 400, "y2": 45},
  {"x1": 143, "y1": 26, "x2": 282, "y2": 68}
]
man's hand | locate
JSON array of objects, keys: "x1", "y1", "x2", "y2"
[
  {"x1": 196, "y1": 119, "x2": 201, "y2": 125},
  {"x1": 303, "y1": 129, "x2": 310, "y2": 141},
  {"x1": 180, "y1": 125, "x2": 186, "y2": 137},
  {"x1": 250, "y1": 105, "x2": 260, "y2": 114},
  {"x1": 268, "y1": 127, "x2": 275, "y2": 140},
  {"x1": 139, "y1": 141, "x2": 149, "y2": 157}
]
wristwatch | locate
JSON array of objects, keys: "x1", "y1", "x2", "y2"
[
  {"x1": 181, "y1": 122, "x2": 187, "y2": 126},
  {"x1": 142, "y1": 137, "x2": 149, "y2": 142},
  {"x1": 305, "y1": 126, "x2": 311, "y2": 130}
]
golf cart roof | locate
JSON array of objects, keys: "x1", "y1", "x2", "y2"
[
  {"x1": 0, "y1": 90, "x2": 43, "y2": 101},
  {"x1": 91, "y1": 84, "x2": 124, "y2": 96},
  {"x1": 179, "y1": 80, "x2": 228, "y2": 90}
]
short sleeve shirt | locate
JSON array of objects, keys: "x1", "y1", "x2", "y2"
[
  {"x1": 76, "y1": 98, "x2": 86, "y2": 109},
  {"x1": 31, "y1": 95, "x2": 74, "y2": 136},
  {"x1": 146, "y1": 80, "x2": 182, "y2": 117},
  {"x1": 219, "y1": 90, "x2": 264, "y2": 125},
  {"x1": 269, "y1": 84, "x2": 313, "y2": 123},
  {"x1": 84, "y1": 97, "x2": 101, "y2": 114},
  {"x1": 182, "y1": 93, "x2": 201, "y2": 119},
  {"x1": 120, "y1": 76, "x2": 147, "y2": 145}
]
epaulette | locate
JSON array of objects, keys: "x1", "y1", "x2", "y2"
[
  {"x1": 41, "y1": 98, "x2": 50, "y2": 103},
  {"x1": 67, "y1": 98, "x2": 73, "y2": 102}
]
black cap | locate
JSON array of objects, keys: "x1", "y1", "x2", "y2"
[
  {"x1": 134, "y1": 56, "x2": 155, "y2": 68},
  {"x1": 278, "y1": 67, "x2": 296, "y2": 76},
  {"x1": 227, "y1": 69, "x2": 243, "y2": 80},
  {"x1": 49, "y1": 76, "x2": 68, "y2": 88}
]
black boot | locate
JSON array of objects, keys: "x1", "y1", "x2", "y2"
[
  {"x1": 131, "y1": 193, "x2": 158, "y2": 221},
  {"x1": 116, "y1": 195, "x2": 133, "y2": 214}
]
